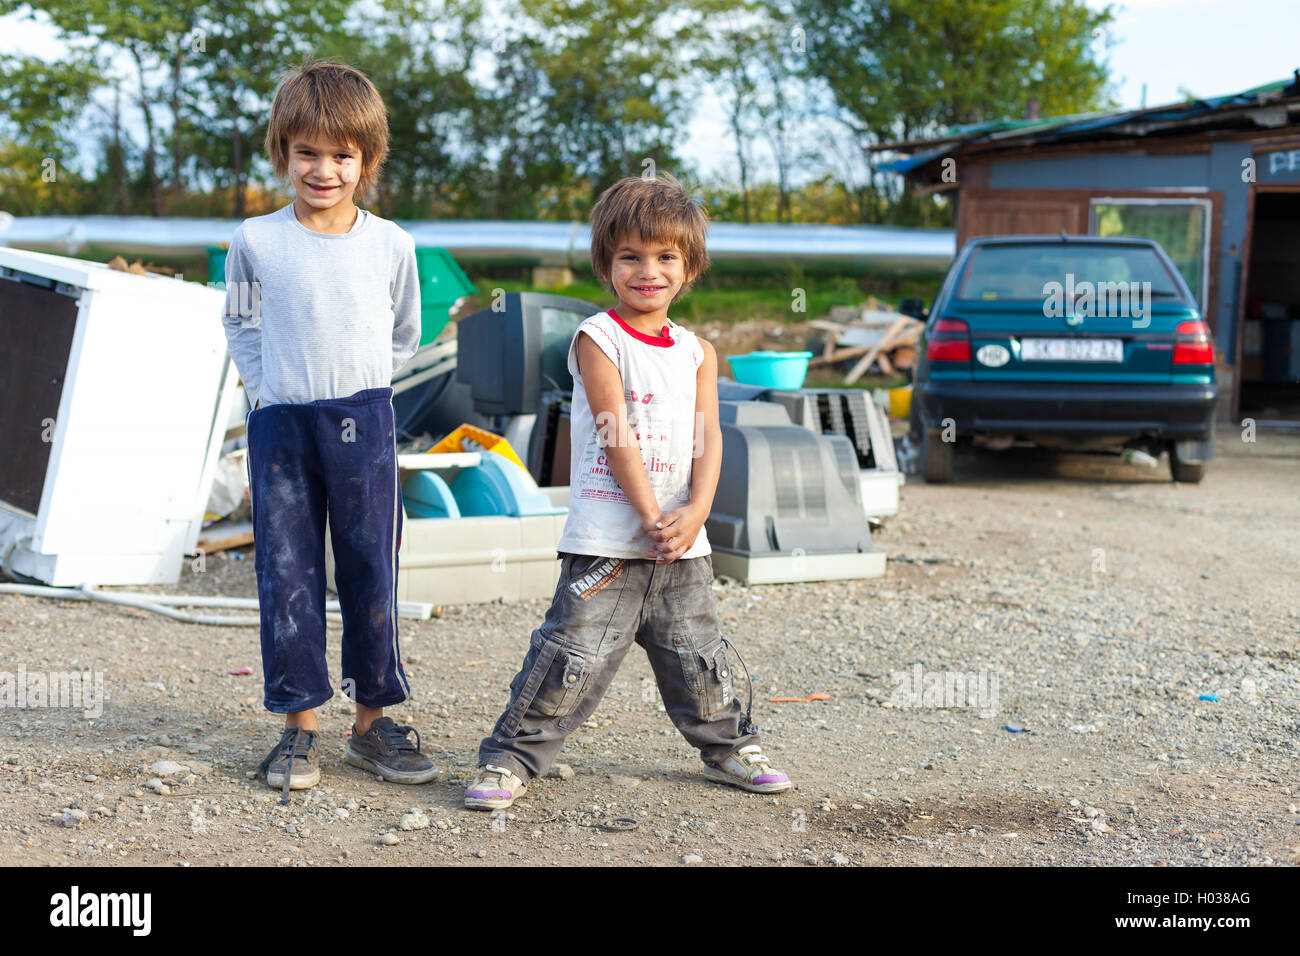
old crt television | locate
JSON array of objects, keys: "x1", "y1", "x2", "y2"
[{"x1": 455, "y1": 292, "x2": 602, "y2": 416}]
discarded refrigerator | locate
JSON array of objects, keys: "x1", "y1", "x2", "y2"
[{"x1": 0, "y1": 248, "x2": 240, "y2": 585}]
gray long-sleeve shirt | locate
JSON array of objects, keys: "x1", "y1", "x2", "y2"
[{"x1": 220, "y1": 203, "x2": 422, "y2": 409}]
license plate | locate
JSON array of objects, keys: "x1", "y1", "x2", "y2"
[{"x1": 1020, "y1": 338, "x2": 1123, "y2": 362}]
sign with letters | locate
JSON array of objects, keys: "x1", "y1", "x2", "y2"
[{"x1": 1258, "y1": 146, "x2": 1300, "y2": 183}]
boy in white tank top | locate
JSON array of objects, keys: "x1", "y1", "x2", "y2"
[{"x1": 466, "y1": 174, "x2": 792, "y2": 809}]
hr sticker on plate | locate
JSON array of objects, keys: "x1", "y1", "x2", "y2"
[{"x1": 976, "y1": 344, "x2": 1010, "y2": 367}]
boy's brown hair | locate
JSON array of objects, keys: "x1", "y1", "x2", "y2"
[
  {"x1": 264, "y1": 59, "x2": 390, "y2": 203},
  {"x1": 590, "y1": 173, "x2": 710, "y2": 298}
]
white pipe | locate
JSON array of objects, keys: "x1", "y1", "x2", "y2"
[
  {"x1": 0, "y1": 215, "x2": 957, "y2": 271},
  {"x1": 0, "y1": 582, "x2": 436, "y2": 629},
  {"x1": 0, "y1": 583, "x2": 433, "y2": 622},
  {"x1": 0, "y1": 582, "x2": 343, "y2": 627}
]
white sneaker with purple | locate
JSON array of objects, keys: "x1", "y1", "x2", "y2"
[
  {"x1": 464, "y1": 764, "x2": 528, "y2": 810},
  {"x1": 704, "y1": 744, "x2": 792, "y2": 793}
]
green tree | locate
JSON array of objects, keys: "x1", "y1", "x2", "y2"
[
  {"x1": 691, "y1": 1, "x2": 765, "y2": 222},
  {"x1": 451, "y1": 26, "x2": 569, "y2": 220},
  {"x1": 690, "y1": 1, "x2": 810, "y2": 223},
  {"x1": 15, "y1": 0, "x2": 203, "y2": 215},
  {"x1": 180, "y1": 0, "x2": 355, "y2": 217},
  {"x1": 792, "y1": 0, "x2": 1117, "y2": 222},
  {"x1": 0, "y1": 50, "x2": 102, "y2": 213},
  {"x1": 517, "y1": 0, "x2": 695, "y2": 214},
  {"x1": 344, "y1": 0, "x2": 484, "y2": 219}
]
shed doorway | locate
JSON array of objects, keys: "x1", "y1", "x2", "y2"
[{"x1": 1240, "y1": 188, "x2": 1300, "y2": 427}]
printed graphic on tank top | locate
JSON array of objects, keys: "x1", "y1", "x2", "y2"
[{"x1": 556, "y1": 308, "x2": 711, "y2": 561}]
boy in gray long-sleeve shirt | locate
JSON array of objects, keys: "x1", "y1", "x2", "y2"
[
  {"x1": 222, "y1": 201, "x2": 421, "y2": 410},
  {"x1": 220, "y1": 59, "x2": 437, "y2": 799}
]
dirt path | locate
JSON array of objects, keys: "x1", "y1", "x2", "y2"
[{"x1": 1, "y1": 434, "x2": 1296, "y2": 866}]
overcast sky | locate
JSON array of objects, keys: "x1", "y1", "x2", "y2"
[
  {"x1": 3, "y1": 0, "x2": 1298, "y2": 186},
  {"x1": 1087, "y1": 0, "x2": 1297, "y2": 108}
]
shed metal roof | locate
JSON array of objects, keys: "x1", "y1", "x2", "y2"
[{"x1": 875, "y1": 74, "x2": 1300, "y2": 175}]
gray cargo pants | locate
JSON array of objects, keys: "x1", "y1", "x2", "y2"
[{"x1": 477, "y1": 551, "x2": 759, "y2": 781}]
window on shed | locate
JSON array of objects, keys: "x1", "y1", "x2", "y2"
[{"x1": 1090, "y1": 199, "x2": 1211, "y2": 311}]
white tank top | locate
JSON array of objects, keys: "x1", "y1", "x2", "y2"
[{"x1": 556, "y1": 309, "x2": 711, "y2": 560}]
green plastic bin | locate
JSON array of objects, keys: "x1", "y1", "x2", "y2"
[
  {"x1": 207, "y1": 246, "x2": 228, "y2": 289},
  {"x1": 415, "y1": 247, "x2": 476, "y2": 345}
]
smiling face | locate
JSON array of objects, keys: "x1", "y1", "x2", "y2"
[
  {"x1": 287, "y1": 132, "x2": 364, "y2": 211},
  {"x1": 609, "y1": 232, "x2": 691, "y2": 317}
]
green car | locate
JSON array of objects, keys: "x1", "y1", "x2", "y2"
[{"x1": 909, "y1": 235, "x2": 1217, "y2": 483}]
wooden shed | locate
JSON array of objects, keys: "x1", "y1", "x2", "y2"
[{"x1": 876, "y1": 75, "x2": 1300, "y2": 427}]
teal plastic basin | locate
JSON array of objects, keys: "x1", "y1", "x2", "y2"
[{"x1": 728, "y1": 350, "x2": 814, "y2": 389}]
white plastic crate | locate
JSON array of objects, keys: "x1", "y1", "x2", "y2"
[{"x1": 324, "y1": 454, "x2": 569, "y2": 605}]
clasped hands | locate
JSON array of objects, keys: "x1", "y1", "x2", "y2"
[{"x1": 641, "y1": 502, "x2": 706, "y2": 564}]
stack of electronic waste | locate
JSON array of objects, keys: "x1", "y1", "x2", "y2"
[
  {"x1": 707, "y1": 398, "x2": 886, "y2": 584},
  {"x1": 329, "y1": 291, "x2": 902, "y2": 597},
  {"x1": 718, "y1": 379, "x2": 904, "y2": 523},
  {"x1": 324, "y1": 428, "x2": 569, "y2": 607}
]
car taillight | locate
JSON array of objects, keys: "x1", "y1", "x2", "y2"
[
  {"x1": 927, "y1": 318, "x2": 971, "y2": 362},
  {"x1": 1173, "y1": 320, "x2": 1213, "y2": 365}
]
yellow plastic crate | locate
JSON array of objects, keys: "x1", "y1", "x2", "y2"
[{"x1": 428, "y1": 423, "x2": 526, "y2": 470}]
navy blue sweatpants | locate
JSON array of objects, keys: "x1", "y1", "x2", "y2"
[{"x1": 245, "y1": 386, "x2": 409, "y2": 714}]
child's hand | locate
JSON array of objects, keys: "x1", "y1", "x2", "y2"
[
  {"x1": 641, "y1": 510, "x2": 667, "y2": 559},
  {"x1": 648, "y1": 504, "x2": 706, "y2": 564}
]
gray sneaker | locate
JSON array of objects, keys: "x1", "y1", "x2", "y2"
[
  {"x1": 345, "y1": 716, "x2": 439, "y2": 784},
  {"x1": 257, "y1": 727, "x2": 321, "y2": 803}
]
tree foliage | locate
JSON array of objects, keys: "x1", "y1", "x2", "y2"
[{"x1": 0, "y1": 0, "x2": 1117, "y2": 224}]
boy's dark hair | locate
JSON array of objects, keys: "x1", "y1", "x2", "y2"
[
  {"x1": 264, "y1": 59, "x2": 390, "y2": 202},
  {"x1": 590, "y1": 173, "x2": 710, "y2": 297}
]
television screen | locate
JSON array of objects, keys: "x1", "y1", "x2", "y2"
[{"x1": 456, "y1": 292, "x2": 602, "y2": 417}]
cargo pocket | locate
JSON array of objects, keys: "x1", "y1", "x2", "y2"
[
  {"x1": 534, "y1": 644, "x2": 589, "y2": 719},
  {"x1": 674, "y1": 634, "x2": 733, "y2": 719},
  {"x1": 499, "y1": 632, "x2": 590, "y2": 735}
]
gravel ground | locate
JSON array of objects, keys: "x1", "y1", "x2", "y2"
[{"x1": 1, "y1": 433, "x2": 1297, "y2": 867}]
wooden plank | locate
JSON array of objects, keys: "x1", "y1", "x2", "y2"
[
  {"x1": 807, "y1": 319, "x2": 849, "y2": 334},
  {"x1": 893, "y1": 323, "x2": 922, "y2": 347},
  {"x1": 845, "y1": 315, "x2": 911, "y2": 384},
  {"x1": 197, "y1": 521, "x2": 254, "y2": 553},
  {"x1": 808, "y1": 345, "x2": 872, "y2": 367}
]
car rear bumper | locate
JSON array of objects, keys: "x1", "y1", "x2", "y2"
[{"x1": 918, "y1": 379, "x2": 1217, "y2": 441}]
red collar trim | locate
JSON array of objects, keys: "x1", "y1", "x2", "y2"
[{"x1": 608, "y1": 308, "x2": 674, "y2": 347}]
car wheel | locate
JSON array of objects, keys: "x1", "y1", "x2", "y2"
[
  {"x1": 922, "y1": 428, "x2": 954, "y2": 483},
  {"x1": 1169, "y1": 444, "x2": 1206, "y2": 483}
]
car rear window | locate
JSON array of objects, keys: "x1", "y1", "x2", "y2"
[{"x1": 956, "y1": 244, "x2": 1186, "y2": 302}]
